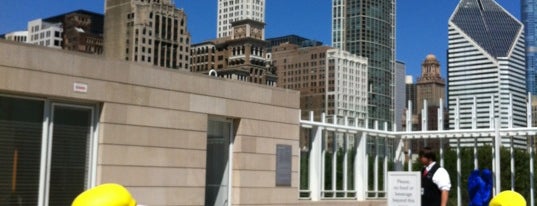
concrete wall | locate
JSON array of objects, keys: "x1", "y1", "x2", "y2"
[{"x1": 0, "y1": 40, "x2": 300, "y2": 206}]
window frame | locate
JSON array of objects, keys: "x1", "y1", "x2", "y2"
[{"x1": 0, "y1": 93, "x2": 100, "y2": 206}]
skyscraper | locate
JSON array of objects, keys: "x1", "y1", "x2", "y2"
[
  {"x1": 404, "y1": 75, "x2": 418, "y2": 131},
  {"x1": 395, "y1": 61, "x2": 406, "y2": 131},
  {"x1": 523, "y1": 0, "x2": 537, "y2": 95},
  {"x1": 405, "y1": 76, "x2": 417, "y2": 115},
  {"x1": 448, "y1": 0, "x2": 526, "y2": 132},
  {"x1": 217, "y1": 0, "x2": 265, "y2": 39},
  {"x1": 416, "y1": 54, "x2": 446, "y2": 133},
  {"x1": 104, "y1": 0, "x2": 191, "y2": 70},
  {"x1": 416, "y1": 54, "x2": 445, "y2": 117},
  {"x1": 271, "y1": 43, "x2": 369, "y2": 125},
  {"x1": 332, "y1": 0, "x2": 396, "y2": 129},
  {"x1": 271, "y1": 43, "x2": 333, "y2": 119}
]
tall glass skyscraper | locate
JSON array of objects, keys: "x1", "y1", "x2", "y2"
[
  {"x1": 448, "y1": 0, "x2": 527, "y2": 147},
  {"x1": 523, "y1": 0, "x2": 537, "y2": 95},
  {"x1": 332, "y1": 0, "x2": 396, "y2": 129}
]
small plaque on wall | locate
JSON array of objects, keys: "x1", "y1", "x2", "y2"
[{"x1": 276, "y1": 144, "x2": 292, "y2": 187}]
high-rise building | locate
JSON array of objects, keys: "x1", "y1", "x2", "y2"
[
  {"x1": 523, "y1": 0, "x2": 537, "y2": 95},
  {"x1": 191, "y1": 19, "x2": 277, "y2": 86},
  {"x1": 217, "y1": 0, "x2": 265, "y2": 39},
  {"x1": 415, "y1": 54, "x2": 446, "y2": 130},
  {"x1": 395, "y1": 61, "x2": 406, "y2": 131},
  {"x1": 272, "y1": 43, "x2": 333, "y2": 119},
  {"x1": 332, "y1": 0, "x2": 396, "y2": 129},
  {"x1": 27, "y1": 10, "x2": 104, "y2": 54},
  {"x1": 104, "y1": 0, "x2": 191, "y2": 70},
  {"x1": 325, "y1": 49, "x2": 369, "y2": 123},
  {"x1": 448, "y1": 0, "x2": 527, "y2": 146},
  {"x1": 404, "y1": 75, "x2": 418, "y2": 131},
  {"x1": 405, "y1": 76, "x2": 417, "y2": 115},
  {"x1": 272, "y1": 43, "x2": 368, "y2": 125},
  {"x1": 1, "y1": 31, "x2": 28, "y2": 43}
]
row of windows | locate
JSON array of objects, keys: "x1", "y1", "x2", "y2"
[{"x1": 30, "y1": 30, "x2": 61, "y2": 42}]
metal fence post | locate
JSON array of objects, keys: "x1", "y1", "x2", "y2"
[
  {"x1": 494, "y1": 118, "x2": 501, "y2": 195},
  {"x1": 309, "y1": 125, "x2": 324, "y2": 201}
]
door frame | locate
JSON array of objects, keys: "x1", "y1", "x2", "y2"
[{"x1": 207, "y1": 117, "x2": 235, "y2": 206}]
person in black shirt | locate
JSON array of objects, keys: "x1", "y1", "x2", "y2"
[{"x1": 419, "y1": 147, "x2": 451, "y2": 206}]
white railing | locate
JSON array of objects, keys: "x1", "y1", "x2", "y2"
[{"x1": 299, "y1": 93, "x2": 537, "y2": 205}]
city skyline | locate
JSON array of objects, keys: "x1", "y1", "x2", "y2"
[{"x1": 0, "y1": 0, "x2": 520, "y2": 79}]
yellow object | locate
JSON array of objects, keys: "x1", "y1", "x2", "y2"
[
  {"x1": 72, "y1": 183, "x2": 136, "y2": 206},
  {"x1": 489, "y1": 191, "x2": 526, "y2": 206}
]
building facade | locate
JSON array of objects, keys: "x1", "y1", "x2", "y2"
[
  {"x1": 104, "y1": 0, "x2": 191, "y2": 70},
  {"x1": 272, "y1": 43, "x2": 332, "y2": 119},
  {"x1": 395, "y1": 61, "x2": 406, "y2": 131},
  {"x1": 523, "y1": 0, "x2": 537, "y2": 95},
  {"x1": 332, "y1": 0, "x2": 396, "y2": 129},
  {"x1": 26, "y1": 10, "x2": 104, "y2": 54},
  {"x1": 448, "y1": 0, "x2": 527, "y2": 146},
  {"x1": 191, "y1": 20, "x2": 276, "y2": 86},
  {"x1": 190, "y1": 41, "x2": 218, "y2": 73},
  {"x1": 326, "y1": 49, "x2": 369, "y2": 124},
  {"x1": 62, "y1": 12, "x2": 104, "y2": 54},
  {"x1": 2, "y1": 31, "x2": 28, "y2": 43},
  {"x1": 27, "y1": 19, "x2": 63, "y2": 49},
  {"x1": 0, "y1": 40, "x2": 302, "y2": 206},
  {"x1": 271, "y1": 43, "x2": 368, "y2": 125},
  {"x1": 217, "y1": 0, "x2": 265, "y2": 39}
]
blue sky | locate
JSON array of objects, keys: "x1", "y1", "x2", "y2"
[{"x1": 0, "y1": 0, "x2": 520, "y2": 79}]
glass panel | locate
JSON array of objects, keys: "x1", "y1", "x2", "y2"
[
  {"x1": 335, "y1": 132, "x2": 344, "y2": 194},
  {"x1": 299, "y1": 128, "x2": 311, "y2": 191},
  {"x1": 48, "y1": 106, "x2": 92, "y2": 206},
  {"x1": 323, "y1": 131, "x2": 334, "y2": 196},
  {"x1": 205, "y1": 120, "x2": 231, "y2": 206},
  {"x1": 347, "y1": 134, "x2": 356, "y2": 191},
  {"x1": 0, "y1": 96, "x2": 44, "y2": 206}
]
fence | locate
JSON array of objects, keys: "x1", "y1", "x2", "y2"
[{"x1": 299, "y1": 94, "x2": 537, "y2": 205}]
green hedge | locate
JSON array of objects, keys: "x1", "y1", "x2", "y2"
[
  {"x1": 299, "y1": 146, "x2": 536, "y2": 204},
  {"x1": 411, "y1": 146, "x2": 533, "y2": 206}
]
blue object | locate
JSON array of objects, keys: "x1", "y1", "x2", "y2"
[
  {"x1": 468, "y1": 169, "x2": 494, "y2": 206},
  {"x1": 481, "y1": 169, "x2": 493, "y2": 205}
]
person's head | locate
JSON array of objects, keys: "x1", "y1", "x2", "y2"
[{"x1": 419, "y1": 147, "x2": 436, "y2": 166}]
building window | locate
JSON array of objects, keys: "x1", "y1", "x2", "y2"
[{"x1": 0, "y1": 95, "x2": 97, "y2": 206}]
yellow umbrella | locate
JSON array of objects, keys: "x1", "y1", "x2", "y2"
[
  {"x1": 489, "y1": 191, "x2": 526, "y2": 206},
  {"x1": 72, "y1": 183, "x2": 137, "y2": 206}
]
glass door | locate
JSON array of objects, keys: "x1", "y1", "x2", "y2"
[
  {"x1": 47, "y1": 104, "x2": 94, "y2": 206},
  {"x1": 205, "y1": 119, "x2": 233, "y2": 206}
]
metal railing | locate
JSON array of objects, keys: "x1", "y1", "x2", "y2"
[{"x1": 299, "y1": 94, "x2": 537, "y2": 205}]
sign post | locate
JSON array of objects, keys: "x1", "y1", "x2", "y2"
[{"x1": 387, "y1": 172, "x2": 421, "y2": 206}]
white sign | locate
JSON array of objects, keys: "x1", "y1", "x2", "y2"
[
  {"x1": 388, "y1": 172, "x2": 421, "y2": 206},
  {"x1": 73, "y1": 82, "x2": 88, "y2": 93}
]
